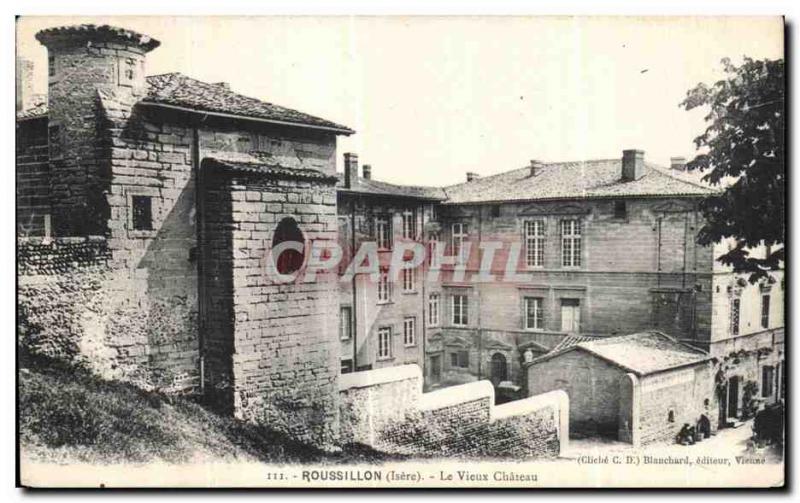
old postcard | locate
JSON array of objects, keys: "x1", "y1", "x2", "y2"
[{"x1": 15, "y1": 15, "x2": 785, "y2": 488}]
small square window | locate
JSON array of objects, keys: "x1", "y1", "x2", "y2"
[
  {"x1": 131, "y1": 195, "x2": 153, "y2": 231},
  {"x1": 450, "y1": 351, "x2": 468, "y2": 368},
  {"x1": 490, "y1": 205, "x2": 501, "y2": 218},
  {"x1": 614, "y1": 201, "x2": 627, "y2": 219}
]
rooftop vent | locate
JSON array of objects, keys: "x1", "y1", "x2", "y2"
[
  {"x1": 670, "y1": 156, "x2": 687, "y2": 171},
  {"x1": 529, "y1": 159, "x2": 545, "y2": 177}
]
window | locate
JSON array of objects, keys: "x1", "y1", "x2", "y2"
[
  {"x1": 429, "y1": 232, "x2": 441, "y2": 268},
  {"x1": 524, "y1": 297, "x2": 544, "y2": 330},
  {"x1": 340, "y1": 306, "x2": 352, "y2": 341},
  {"x1": 614, "y1": 201, "x2": 627, "y2": 219},
  {"x1": 375, "y1": 215, "x2": 392, "y2": 249},
  {"x1": 452, "y1": 294, "x2": 468, "y2": 326},
  {"x1": 561, "y1": 219, "x2": 582, "y2": 267},
  {"x1": 48, "y1": 55, "x2": 55, "y2": 77},
  {"x1": 428, "y1": 293, "x2": 440, "y2": 326},
  {"x1": 451, "y1": 223, "x2": 469, "y2": 264},
  {"x1": 402, "y1": 268, "x2": 416, "y2": 292},
  {"x1": 272, "y1": 217, "x2": 305, "y2": 274},
  {"x1": 403, "y1": 317, "x2": 416, "y2": 346},
  {"x1": 131, "y1": 195, "x2": 153, "y2": 231},
  {"x1": 761, "y1": 294, "x2": 770, "y2": 329},
  {"x1": 402, "y1": 209, "x2": 416, "y2": 240},
  {"x1": 762, "y1": 366, "x2": 775, "y2": 398},
  {"x1": 450, "y1": 350, "x2": 469, "y2": 368},
  {"x1": 490, "y1": 205, "x2": 501, "y2": 218},
  {"x1": 560, "y1": 298, "x2": 581, "y2": 333},
  {"x1": 430, "y1": 204, "x2": 439, "y2": 222},
  {"x1": 524, "y1": 220, "x2": 545, "y2": 268},
  {"x1": 377, "y1": 327, "x2": 392, "y2": 360},
  {"x1": 377, "y1": 269, "x2": 392, "y2": 303},
  {"x1": 730, "y1": 298, "x2": 740, "y2": 335}
]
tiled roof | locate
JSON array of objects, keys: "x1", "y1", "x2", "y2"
[
  {"x1": 17, "y1": 72, "x2": 353, "y2": 134},
  {"x1": 201, "y1": 154, "x2": 337, "y2": 183},
  {"x1": 442, "y1": 159, "x2": 716, "y2": 204},
  {"x1": 336, "y1": 173, "x2": 447, "y2": 201},
  {"x1": 35, "y1": 24, "x2": 161, "y2": 52},
  {"x1": 531, "y1": 331, "x2": 711, "y2": 375},
  {"x1": 144, "y1": 73, "x2": 353, "y2": 134},
  {"x1": 549, "y1": 334, "x2": 599, "y2": 353}
]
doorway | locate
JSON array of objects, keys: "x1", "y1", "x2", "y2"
[
  {"x1": 490, "y1": 352, "x2": 508, "y2": 385},
  {"x1": 429, "y1": 354, "x2": 442, "y2": 384},
  {"x1": 727, "y1": 375, "x2": 740, "y2": 419}
]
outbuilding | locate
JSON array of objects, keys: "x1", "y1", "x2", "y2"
[{"x1": 525, "y1": 331, "x2": 716, "y2": 446}]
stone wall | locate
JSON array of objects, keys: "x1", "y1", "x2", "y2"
[
  {"x1": 338, "y1": 365, "x2": 422, "y2": 445},
  {"x1": 200, "y1": 165, "x2": 341, "y2": 447},
  {"x1": 434, "y1": 198, "x2": 715, "y2": 344},
  {"x1": 636, "y1": 363, "x2": 717, "y2": 445},
  {"x1": 338, "y1": 364, "x2": 568, "y2": 458},
  {"x1": 17, "y1": 236, "x2": 199, "y2": 392},
  {"x1": 527, "y1": 348, "x2": 623, "y2": 436}
]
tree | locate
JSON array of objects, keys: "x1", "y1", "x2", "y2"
[{"x1": 680, "y1": 57, "x2": 784, "y2": 282}]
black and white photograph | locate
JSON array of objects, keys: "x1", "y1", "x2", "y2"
[{"x1": 13, "y1": 12, "x2": 786, "y2": 489}]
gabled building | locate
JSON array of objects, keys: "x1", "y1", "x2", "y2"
[
  {"x1": 525, "y1": 331, "x2": 716, "y2": 445},
  {"x1": 17, "y1": 24, "x2": 783, "y2": 446}
]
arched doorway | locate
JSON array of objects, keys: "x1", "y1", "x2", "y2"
[{"x1": 490, "y1": 352, "x2": 508, "y2": 385}]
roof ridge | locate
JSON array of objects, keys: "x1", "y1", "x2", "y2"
[
  {"x1": 443, "y1": 157, "x2": 626, "y2": 190},
  {"x1": 647, "y1": 164, "x2": 717, "y2": 192}
]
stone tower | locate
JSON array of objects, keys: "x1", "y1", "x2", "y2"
[{"x1": 35, "y1": 25, "x2": 160, "y2": 236}]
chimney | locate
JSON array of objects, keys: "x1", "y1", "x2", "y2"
[
  {"x1": 621, "y1": 149, "x2": 645, "y2": 182},
  {"x1": 529, "y1": 160, "x2": 544, "y2": 177},
  {"x1": 466, "y1": 172, "x2": 480, "y2": 182},
  {"x1": 344, "y1": 152, "x2": 358, "y2": 188},
  {"x1": 670, "y1": 156, "x2": 687, "y2": 171},
  {"x1": 15, "y1": 58, "x2": 34, "y2": 112},
  {"x1": 214, "y1": 82, "x2": 231, "y2": 91},
  {"x1": 362, "y1": 164, "x2": 372, "y2": 180}
]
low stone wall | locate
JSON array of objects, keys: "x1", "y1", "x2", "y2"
[
  {"x1": 17, "y1": 237, "x2": 200, "y2": 393},
  {"x1": 339, "y1": 364, "x2": 568, "y2": 458},
  {"x1": 339, "y1": 365, "x2": 422, "y2": 445}
]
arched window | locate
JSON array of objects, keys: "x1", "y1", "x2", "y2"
[{"x1": 272, "y1": 217, "x2": 305, "y2": 275}]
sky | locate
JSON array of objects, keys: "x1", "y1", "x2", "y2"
[{"x1": 16, "y1": 16, "x2": 783, "y2": 187}]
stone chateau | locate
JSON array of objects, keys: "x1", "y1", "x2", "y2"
[{"x1": 17, "y1": 25, "x2": 784, "y2": 448}]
